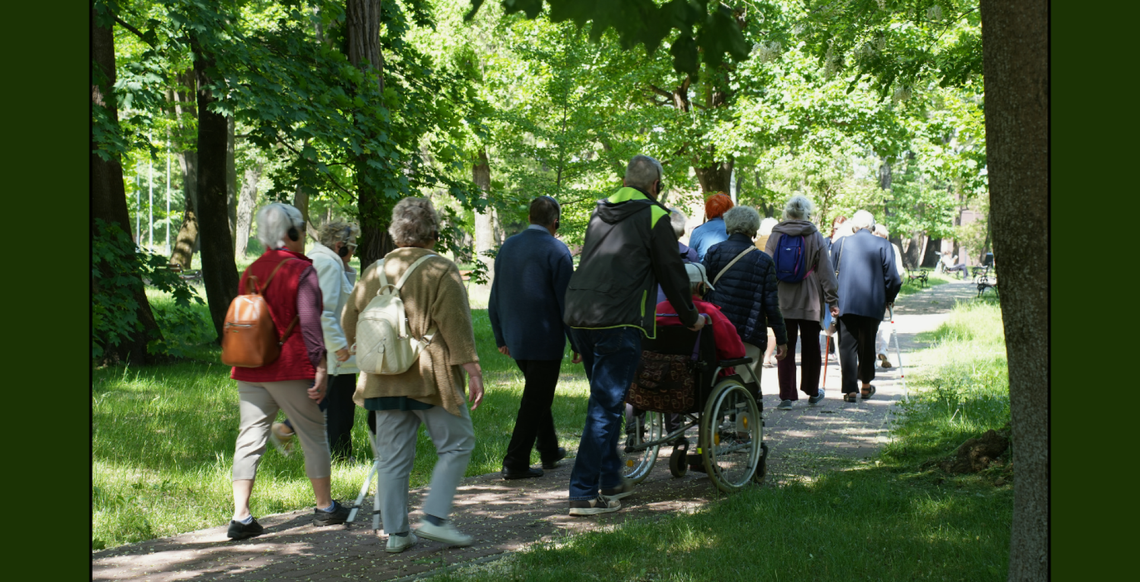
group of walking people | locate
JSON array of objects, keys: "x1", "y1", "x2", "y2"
[{"x1": 222, "y1": 153, "x2": 903, "y2": 549}]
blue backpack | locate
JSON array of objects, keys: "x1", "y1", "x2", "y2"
[{"x1": 774, "y1": 233, "x2": 812, "y2": 283}]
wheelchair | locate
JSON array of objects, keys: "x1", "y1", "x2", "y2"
[{"x1": 620, "y1": 323, "x2": 769, "y2": 493}]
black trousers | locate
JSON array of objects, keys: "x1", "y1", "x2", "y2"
[
  {"x1": 503, "y1": 359, "x2": 563, "y2": 470},
  {"x1": 324, "y1": 373, "x2": 358, "y2": 461},
  {"x1": 838, "y1": 314, "x2": 882, "y2": 395}
]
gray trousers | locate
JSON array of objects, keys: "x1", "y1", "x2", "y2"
[
  {"x1": 234, "y1": 379, "x2": 331, "y2": 481},
  {"x1": 374, "y1": 403, "x2": 475, "y2": 535}
]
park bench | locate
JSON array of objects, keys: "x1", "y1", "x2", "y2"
[
  {"x1": 975, "y1": 266, "x2": 997, "y2": 298},
  {"x1": 166, "y1": 263, "x2": 203, "y2": 282},
  {"x1": 905, "y1": 268, "x2": 929, "y2": 288}
]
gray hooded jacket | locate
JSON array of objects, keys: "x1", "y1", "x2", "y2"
[{"x1": 764, "y1": 220, "x2": 839, "y2": 323}]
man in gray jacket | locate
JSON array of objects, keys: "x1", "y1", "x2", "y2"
[{"x1": 830, "y1": 210, "x2": 902, "y2": 402}]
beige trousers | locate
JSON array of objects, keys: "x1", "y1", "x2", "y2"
[{"x1": 233, "y1": 379, "x2": 331, "y2": 481}]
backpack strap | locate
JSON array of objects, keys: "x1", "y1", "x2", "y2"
[
  {"x1": 246, "y1": 258, "x2": 301, "y2": 344},
  {"x1": 713, "y1": 247, "x2": 757, "y2": 286},
  {"x1": 375, "y1": 254, "x2": 439, "y2": 345}
]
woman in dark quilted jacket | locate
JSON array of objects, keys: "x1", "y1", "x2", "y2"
[{"x1": 701, "y1": 205, "x2": 788, "y2": 387}]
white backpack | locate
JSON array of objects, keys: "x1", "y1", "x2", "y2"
[{"x1": 354, "y1": 254, "x2": 437, "y2": 375}]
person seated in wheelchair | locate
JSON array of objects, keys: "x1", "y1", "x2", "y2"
[
  {"x1": 627, "y1": 263, "x2": 746, "y2": 449},
  {"x1": 654, "y1": 263, "x2": 746, "y2": 368}
]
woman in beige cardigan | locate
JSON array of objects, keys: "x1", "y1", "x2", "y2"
[{"x1": 342, "y1": 197, "x2": 485, "y2": 554}]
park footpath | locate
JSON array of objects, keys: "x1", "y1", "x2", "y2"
[{"x1": 92, "y1": 279, "x2": 982, "y2": 581}]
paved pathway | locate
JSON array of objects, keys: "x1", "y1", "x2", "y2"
[{"x1": 92, "y1": 280, "x2": 981, "y2": 581}]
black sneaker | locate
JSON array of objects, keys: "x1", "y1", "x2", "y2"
[
  {"x1": 227, "y1": 518, "x2": 265, "y2": 540},
  {"x1": 568, "y1": 495, "x2": 621, "y2": 516},
  {"x1": 313, "y1": 500, "x2": 351, "y2": 526},
  {"x1": 600, "y1": 479, "x2": 635, "y2": 501}
]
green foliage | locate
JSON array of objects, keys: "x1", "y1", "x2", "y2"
[{"x1": 92, "y1": 219, "x2": 208, "y2": 360}]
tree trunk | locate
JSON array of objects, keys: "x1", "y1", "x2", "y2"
[
  {"x1": 235, "y1": 163, "x2": 261, "y2": 257},
  {"x1": 91, "y1": 6, "x2": 163, "y2": 364},
  {"x1": 226, "y1": 116, "x2": 238, "y2": 243},
  {"x1": 170, "y1": 71, "x2": 199, "y2": 269},
  {"x1": 346, "y1": 0, "x2": 394, "y2": 271},
  {"x1": 979, "y1": 1, "x2": 1049, "y2": 579},
  {"x1": 473, "y1": 148, "x2": 494, "y2": 290},
  {"x1": 694, "y1": 157, "x2": 734, "y2": 195},
  {"x1": 193, "y1": 36, "x2": 240, "y2": 342}
]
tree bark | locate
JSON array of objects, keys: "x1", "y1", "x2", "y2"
[
  {"x1": 473, "y1": 148, "x2": 494, "y2": 290},
  {"x1": 694, "y1": 157, "x2": 734, "y2": 195},
  {"x1": 170, "y1": 71, "x2": 199, "y2": 269},
  {"x1": 91, "y1": 6, "x2": 163, "y2": 364},
  {"x1": 346, "y1": 0, "x2": 394, "y2": 270},
  {"x1": 979, "y1": 1, "x2": 1049, "y2": 579},
  {"x1": 235, "y1": 163, "x2": 261, "y2": 257},
  {"x1": 226, "y1": 116, "x2": 238, "y2": 243},
  {"x1": 193, "y1": 36, "x2": 240, "y2": 342}
]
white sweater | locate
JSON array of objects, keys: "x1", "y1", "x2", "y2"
[{"x1": 308, "y1": 242, "x2": 359, "y2": 375}]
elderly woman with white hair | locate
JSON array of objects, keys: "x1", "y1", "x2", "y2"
[
  {"x1": 342, "y1": 197, "x2": 484, "y2": 553},
  {"x1": 872, "y1": 223, "x2": 905, "y2": 369},
  {"x1": 702, "y1": 205, "x2": 788, "y2": 386},
  {"x1": 226, "y1": 202, "x2": 348, "y2": 541},
  {"x1": 764, "y1": 195, "x2": 840, "y2": 410}
]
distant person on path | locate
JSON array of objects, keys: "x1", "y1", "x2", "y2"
[
  {"x1": 831, "y1": 211, "x2": 902, "y2": 402},
  {"x1": 702, "y1": 205, "x2": 788, "y2": 387},
  {"x1": 227, "y1": 203, "x2": 348, "y2": 541},
  {"x1": 872, "y1": 224, "x2": 906, "y2": 369},
  {"x1": 688, "y1": 193, "x2": 734, "y2": 260},
  {"x1": 563, "y1": 155, "x2": 706, "y2": 516},
  {"x1": 765, "y1": 196, "x2": 840, "y2": 410},
  {"x1": 489, "y1": 196, "x2": 578, "y2": 481},
  {"x1": 656, "y1": 207, "x2": 699, "y2": 304},
  {"x1": 342, "y1": 197, "x2": 484, "y2": 553}
]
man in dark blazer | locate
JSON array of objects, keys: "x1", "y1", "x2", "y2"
[
  {"x1": 831, "y1": 210, "x2": 902, "y2": 403},
  {"x1": 489, "y1": 196, "x2": 579, "y2": 480}
]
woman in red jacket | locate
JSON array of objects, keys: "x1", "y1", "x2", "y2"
[{"x1": 226, "y1": 203, "x2": 348, "y2": 540}]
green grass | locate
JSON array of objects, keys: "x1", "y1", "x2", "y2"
[
  {"x1": 92, "y1": 306, "x2": 588, "y2": 550},
  {"x1": 898, "y1": 271, "x2": 951, "y2": 297},
  {"x1": 431, "y1": 301, "x2": 1012, "y2": 582}
]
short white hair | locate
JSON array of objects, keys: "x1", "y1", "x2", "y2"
[
  {"x1": 255, "y1": 203, "x2": 305, "y2": 250},
  {"x1": 783, "y1": 195, "x2": 815, "y2": 220},
  {"x1": 723, "y1": 206, "x2": 761, "y2": 237},
  {"x1": 850, "y1": 210, "x2": 876, "y2": 231},
  {"x1": 759, "y1": 217, "x2": 778, "y2": 237},
  {"x1": 873, "y1": 224, "x2": 889, "y2": 238},
  {"x1": 669, "y1": 208, "x2": 688, "y2": 238}
]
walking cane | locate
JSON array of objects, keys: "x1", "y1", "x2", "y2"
[{"x1": 888, "y1": 306, "x2": 908, "y2": 402}]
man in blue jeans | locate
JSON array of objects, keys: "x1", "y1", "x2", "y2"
[{"x1": 563, "y1": 155, "x2": 706, "y2": 516}]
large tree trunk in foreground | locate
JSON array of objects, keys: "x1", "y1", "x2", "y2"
[
  {"x1": 235, "y1": 163, "x2": 261, "y2": 257},
  {"x1": 473, "y1": 148, "x2": 495, "y2": 290},
  {"x1": 91, "y1": 7, "x2": 163, "y2": 364},
  {"x1": 346, "y1": 0, "x2": 394, "y2": 270},
  {"x1": 193, "y1": 37, "x2": 240, "y2": 342},
  {"x1": 979, "y1": 1, "x2": 1049, "y2": 579}
]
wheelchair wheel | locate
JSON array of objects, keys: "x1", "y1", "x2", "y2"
[
  {"x1": 669, "y1": 447, "x2": 689, "y2": 478},
  {"x1": 621, "y1": 409, "x2": 662, "y2": 484},
  {"x1": 699, "y1": 378, "x2": 763, "y2": 492}
]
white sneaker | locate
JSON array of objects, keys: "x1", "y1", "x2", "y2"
[
  {"x1": 416, "y1": 521, "x2": 473, "y2": 547},
  {"x1": 386, "y1": 532, "x2": 418, "y2": 553},
  {"x1": 269, "y1": 422, "x2": 294, "y2": 456}
]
